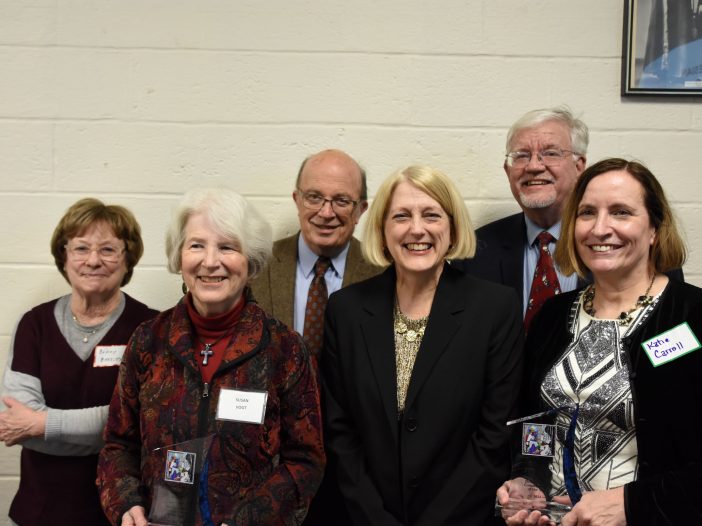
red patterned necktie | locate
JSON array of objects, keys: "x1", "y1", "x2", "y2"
[
  {"x1": 524, "y1": 231, "x2": 561, "y2": 332},
  {"x1": 303, "y1": 257, "x2": 331, "y2": 358}
]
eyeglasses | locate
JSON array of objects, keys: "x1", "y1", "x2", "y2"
[
  {"x1": 297, "y1": 190, "x2": 360, "y2": 213},
  {"x1": 505, "y1": 149, "x2": 580, "y2": 168},
  {"x1": 65, "y1": 243, "x2": 125, "y2": 263}
]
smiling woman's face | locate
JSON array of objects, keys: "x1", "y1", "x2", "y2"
[
  {"x1": 383, "y1": 180, "x2": 451, "y2": 280},
  {"x1": 574, "y1": 170, "x2": 656, "y2": 280},
  {"x1": 64, "y1": 222, "x2": 128, "y2": 299},
  {"x1": 181, "y1": 212, "x2": 249, "y2": 317}
]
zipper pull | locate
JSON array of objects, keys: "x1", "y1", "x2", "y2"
[{"x1": 203, "y1": 382, "x2": 210, "y2": 398}]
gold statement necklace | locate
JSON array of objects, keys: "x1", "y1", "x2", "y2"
[{"x1": 394, "y1": 300, "x2": 428, "y2": 414}]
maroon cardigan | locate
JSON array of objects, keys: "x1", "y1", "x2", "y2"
[{"x1": 8, "y1": 294, "x2": 156, "y2": 526}]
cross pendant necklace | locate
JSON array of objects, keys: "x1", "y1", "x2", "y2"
[
  {"x1": 200, "y1": 344, "x2": 214, "y2": 365},
  {"x1": 198, "y1": 330, "x2": 232, "y2": 366}
]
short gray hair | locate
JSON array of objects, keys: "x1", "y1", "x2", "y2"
[
  {"x1": 506, "y1": 105, "x2": 589, "y2": 156},
  {"x1": 165, "y1": 188, "x2": 272, "y2": 279}
]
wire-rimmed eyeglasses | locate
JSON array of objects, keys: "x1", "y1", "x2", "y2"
[
  {"x1": 505, "y1": 149, "x2": 580, "y2": 168},
  {"x1": 65, "y1": 243, "x2": 125, "y2": 263},
  {"x1": 297, "y1": 190, "x2": 360, "y2": 213}
]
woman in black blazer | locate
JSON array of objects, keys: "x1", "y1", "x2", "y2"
[{"x1": 322, "y1": 165, "x2": 524, "y2": 525}]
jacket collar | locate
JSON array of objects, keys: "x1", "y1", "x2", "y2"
[{"x1": 166, "y1": 290, "x2": 267, "y2": 374}]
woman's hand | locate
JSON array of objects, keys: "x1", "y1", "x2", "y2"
[
  {"x1": 121, "y1": 505, "x2": 148, "y2": 526},
  {"x1": 0, "y1": 396, "x2": 46, "y2": 445},
  {"x1": 496, "y1": 477, "x2": 555, "y2": 525},
  {"x1": 560, "y1": 486, "x2": 626, "y2": 526}
]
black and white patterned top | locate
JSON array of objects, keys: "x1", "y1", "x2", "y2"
[{"x1": 540, "y1": 289, "x2": 662, "y2": 496}]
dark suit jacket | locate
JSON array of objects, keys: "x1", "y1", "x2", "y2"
[
  {"x1": 250, "y1": 233, "x2": 382, "y2": 329},
  {"x1": 452, "y1": 212, "x2": 683, "y2": 312},
  {"x1": 322, "y1": 263, "x2": 524, "y2": 525},
  {"x1": 452, "y1": 213, "x2": 529, "y2": 311}
]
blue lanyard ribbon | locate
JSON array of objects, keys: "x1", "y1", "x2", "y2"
[
  {"x1": 198, "y1": 442, "x2": 214, "y2": 526},
  {"x1": 563, "y1": 403, "x2": 582, "y2": 505}
]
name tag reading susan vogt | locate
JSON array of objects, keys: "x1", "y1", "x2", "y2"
[{"x1": 217, "y1": 388, "x2": 268, "y2": 424}]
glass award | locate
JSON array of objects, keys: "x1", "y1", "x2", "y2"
[
  {"x1": 148, "y1": 435, "x2": 215, "y2": 526},
  {"x1": 497, "y1": 406, "x2": 582, "y2": 524},
  {"x1": 495, "y1": 478, "x2": 571, "y2": 524}
]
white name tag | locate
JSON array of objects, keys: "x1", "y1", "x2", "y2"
[
  {"x1": 93, "y1": 345, "x2": 126, "y2": 367},
  {"x1": 642, "y1": 322, "x2": 701, "y2": 367},
  {"x1": 216, "y1": 389, "x2": 267, "y2": 424}
]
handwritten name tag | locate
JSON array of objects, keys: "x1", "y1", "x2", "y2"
[
  {"x1": 642, "y1": 322, "x2": 701, "y2": 367},
  {"x1": 93, "y1": 345, "x2": 126, "y2": 367},
  {"x1": 216, "y1": 389, "x2": 268, "y2": 424}
]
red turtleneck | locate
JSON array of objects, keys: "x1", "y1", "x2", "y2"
[{"x1": 185, "y1": 293, "x2": 245, "y2": 384}]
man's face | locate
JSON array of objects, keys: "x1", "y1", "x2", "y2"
[
  {"x1": 293, "y1": 151, "x2": 368, "y2": 257},
  {"x1": 504, "y1": 120, "x2": 586, "y2": 226}
]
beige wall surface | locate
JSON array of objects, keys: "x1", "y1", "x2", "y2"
[{"x1": 1, "y1": 0, "x2": 701, "y2": 521}]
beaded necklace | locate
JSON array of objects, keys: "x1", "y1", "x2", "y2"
[{"x1": 582, "y1": 274, "x2": 655, "y2": 326}]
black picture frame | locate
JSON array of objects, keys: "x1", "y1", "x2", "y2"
[{"x1": 622, "y1": 0, "x2": 702, "y2": 96}]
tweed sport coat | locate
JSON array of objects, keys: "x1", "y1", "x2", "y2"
[{"x1": 250, "y1": 234, "x2": 382, "y2": 329}]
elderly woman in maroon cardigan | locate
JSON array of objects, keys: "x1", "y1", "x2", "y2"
[
  {"x1": 97, "y1": 188, "x2": 324, "y2": 526},
  {"x1": 0, "y1": 198, "x2": 157, "y2": 525}
]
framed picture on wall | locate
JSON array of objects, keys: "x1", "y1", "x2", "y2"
[{"x1": 622, "y1": 0, "x2": 702, "y2": 95}]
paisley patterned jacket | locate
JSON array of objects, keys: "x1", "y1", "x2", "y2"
[{"x1": 97, "y1": 292, "x2": 325, "y2": 526}]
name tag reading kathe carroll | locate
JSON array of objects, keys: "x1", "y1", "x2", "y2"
[
  {"x1": 93, "y1": 345, "x2": 126, "y2": 367},
  {"x1": 642, "y1": 322, "x2": 701, "y2": 367},
  {"x1": 216, "y1": 388, "x2": 268, "y2": 424}
]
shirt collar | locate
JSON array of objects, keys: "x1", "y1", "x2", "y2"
[
  {"x1": 524, "y1": 216, "x2": 562, "y2": 247},
  {"x1": 297, "y1": 234, "x2": 349, "y2": 279}
]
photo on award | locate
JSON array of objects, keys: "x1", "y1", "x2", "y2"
[
  {"x1": 522, "y1": 423, "x2": 555, "y2": 457},
  {"x1": 148, "y1": 435, "x2": 215, "y2": 526}
]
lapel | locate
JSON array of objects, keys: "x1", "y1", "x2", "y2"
[
  {"x1": 342, "y1": 238, "x2": 363, "y2": 287},
  {"x1": 342, "y1": 237, "x2": 379, "y2": 286},
  {"x1": 404, "y1": 263, "x2": 464, "y2": 411},
  {"x1": 498, "y1": 214, "x2": 527, "y2": 311},
  {"x1": 359, "y1": 267, "x2": 399, "y2": 444},
  {"x1": 269, "y1": 234, "x2": 298, "y2": 328},
  {"x1": 166, "y1": 298, "x2": 200, "y2": 374}
]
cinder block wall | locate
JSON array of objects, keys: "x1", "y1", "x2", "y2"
[{"x1": 1, "y1": 0, "x2": 701, "y2": 520}]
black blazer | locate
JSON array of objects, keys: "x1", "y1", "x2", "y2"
[
  {"x1": 322, "y1": 263, "x2": 524, "y2": 525},
  {"x1": 452, "y1": 212, "x2": 683, "y2": 312}
]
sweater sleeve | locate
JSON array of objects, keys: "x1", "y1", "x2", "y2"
[{"x1": 1, "y1": 317, "x2": 107, "y2": 455}]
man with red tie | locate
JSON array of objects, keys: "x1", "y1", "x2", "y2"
[{"x1": 453, "y1": 106, "x2": 589, "y2": 328}]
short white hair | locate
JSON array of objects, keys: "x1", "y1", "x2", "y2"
[
  {"x1": 165, "y1": 188, "x2": 272, "y2": 279},
  {"x1": 506, "y1": 105, "x2": 589, "y2": 155}
]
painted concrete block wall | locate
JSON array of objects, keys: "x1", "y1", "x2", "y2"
[{"x1": 1, "y1": 0, "x2": 701, "y2": 520}]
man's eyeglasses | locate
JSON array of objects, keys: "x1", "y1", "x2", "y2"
[
  {"x1": 505, "y1": 149, "x2": 580, "y2": 168},
  {"x1": 297, "y1": 190, "x2": 360, "y2": 213},
  {"x1": 65, "y1": 243, "x2": 125, "y2": 263}
]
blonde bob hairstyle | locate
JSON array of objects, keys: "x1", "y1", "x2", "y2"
[
  {"x1": 555, "y1": 157, "x2": 687, "y2": 278},
  {"x1": 165, "y1": 188, "x2": 272, "y2": 279},
  {"x1": 362, "y1": 165, "x2": 476, "y2": 267}
]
